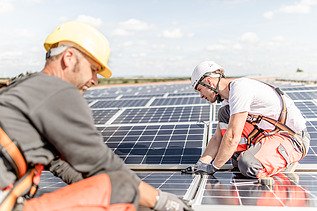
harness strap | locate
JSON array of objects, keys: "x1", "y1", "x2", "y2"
[
  {"x1": 0, "y1": 165, "x2": 43, "y2": 211},
  {"x1": 0, "y1": 128, "x2": 43, "y2": 210},
  {"x1": 246, "y1": 84, "x2": 288, "y2": 146},
  {"x1": 0, "y1": 128, "x2": 27, "y2": 178},
  {"x1": 245, "y1": 83, "x2": 307, "y2": 157}
]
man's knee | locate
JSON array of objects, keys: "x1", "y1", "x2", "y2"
[
  {"x1": 238, "y1": 149, "x2": 263, "y2": 178},
  {"x1": 107, "y1": 171, "x2": 139, "y2": 205},
  {"x1": 218, "y1": 105, "x2": 230, "y2": 123}
]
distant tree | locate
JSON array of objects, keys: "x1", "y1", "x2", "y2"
[{"x1": 296, "y1": 68, "x2": 304, "y2": 73}]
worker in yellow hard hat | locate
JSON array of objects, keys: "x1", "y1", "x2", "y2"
[{"x1": 0, "y1": 21, "x2": 192, "y2": 211}]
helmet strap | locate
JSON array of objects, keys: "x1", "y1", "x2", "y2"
[{"x1": 197, "y1": 75, "x2": 223, "y2": 103}]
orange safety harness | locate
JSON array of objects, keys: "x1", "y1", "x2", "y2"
[
  {"x1": 245, "y1": 85, "x2": 306, "y2": 157},
  {"x1": 0, "y1": 129, "x2": 43, "y2": 211}
]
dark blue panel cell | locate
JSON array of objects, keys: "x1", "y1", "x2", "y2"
[
  {"x1": 143, "y1": 130, "x2": 158, "y2": 135},
  {"x1": 171, "y1": 135, "x2": 187, "y2": 140},
  {"x1": 168, "y1": 142, "x2": 184, "y2": 147},
  {"x1": 130, "y1": 148, "x2": 147, "y2": 155},
  {"x1": 165, "y1": 148, "x2": 183, "y2": 155},
  {"x1": 185, "y1": 141, "x2": 203, "y2": 147},
  {"x1": 144, "y1": 156, "x2": 162, "y2": 164},
  {"x1": 151, "y1": 142, "x2": 168, "y2": 148},
  {"x1": 181, "y1": 155, "x2": 200, "y2": 164},
  {"x1": 125, "y1": 156, "x2": 143, "y2": 164},
  {"x1": 183, "y1": 148, "x2": 202, "y2": 155},
  {"x1": 147, "y1": 148, "x2": 166, "y2": 155},
  {"x1": 162, "y1": 156, "x2": 181, "y2": 164},
  {"x1": 187, "y1": 135, "x2": 203, "y2": 140}
]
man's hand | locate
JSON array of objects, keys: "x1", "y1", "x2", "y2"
[
  {"x1": 154, "y1": 190, "x2": 193, "y2": 211},
  {"x1": 181, "y1": 161, "x2": 218, "y2": 175}
]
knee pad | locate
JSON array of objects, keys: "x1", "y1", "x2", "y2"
[{"x1": 238, "y1": 151, "x2": 262, "y2": 178}]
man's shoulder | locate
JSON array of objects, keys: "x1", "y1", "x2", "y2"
[{"x1": 30, "y1": 72, "x2": 72, "y2": 87}]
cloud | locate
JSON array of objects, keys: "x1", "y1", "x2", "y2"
[
  {"x1": 279, "y1": 0, "x2": 317, "y2": 14},
  {"x1": 206, "y1": 44, "x2": 226, "y2": 51},
  {"x1": 112, "y1": 28, "x2": 133, "y2": 36},
  {"x1": 263, "y1": 0, "x2": 317, "y2": 19},
  {"x1": 118, "y1": 18, "x2": 152, "y2": 31},
  {"x1": 240, "y1": 32, "x2": 259, "y2": 44},
  {"x1": 263, "y1": 11, "x2": 274, "y2": 19},
  {"x1": 162, "y1": 28, "x2": 183, "y2": 39},
  {"x1": 206, "y1": 40, "x2": 242, "y2": 52},
  {"x1": 13, "y1": 28, "x2": 35, "y2": 38},
  {"x1": 76, "y1": 15, "x2": 103, "y2": 28},
  {"x1": 0, "y1": 0, "x2": 14, "y2": 14},
  {"x1": 112, "y1": 18, "x2": 152, "y2": 36}
]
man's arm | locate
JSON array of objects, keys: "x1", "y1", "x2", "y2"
[
  {"x1": 200, "y1": 124, "x2": 222, "y2": 164},
  {"x1": 213, "y1": 111, "x2": 248, "y2": 168},
  {"x1": 48, "y1": 158, "x2": 83, "y2": 184}
]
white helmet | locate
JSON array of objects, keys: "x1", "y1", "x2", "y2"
[{"x1": 191, "y1": 60, "x2": 224, "y2": 89}]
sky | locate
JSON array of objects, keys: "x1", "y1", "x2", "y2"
[{"x1": 0, "y1": 0, "x2": 317, "y2": 78}]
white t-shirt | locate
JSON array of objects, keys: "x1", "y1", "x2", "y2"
[{"x1": 228, "y1": 78, "x2": 306, "y2": 133}]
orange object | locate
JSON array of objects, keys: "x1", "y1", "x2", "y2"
[
  {"x1": 254, "y1": 134, "x2": 302, "y2": 177},
  {"x1": 23, "y1": 174, "x2": 136, "y2": 211},
  {"x1": 0, "y1": 128, "x2": 27, "y2": 178}
]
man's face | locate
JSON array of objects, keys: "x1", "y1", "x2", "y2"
[
  {"x1": 196, "y1": 77, "x2": 218, "y2": 103},
  {"x1": 65, "y1": 49, "x2": 101, "y2": 92}
]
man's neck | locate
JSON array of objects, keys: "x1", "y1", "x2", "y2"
[{"x1": 218, "y1": 78, "x2": 233, "y2": 100}]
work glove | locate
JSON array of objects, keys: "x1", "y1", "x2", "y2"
[
  {"x1": 181, "y1": 160, "x2": 219, "y2": 175},
  {"x1": 154, "y1": 190, "x2": 193, "y2": 211}
]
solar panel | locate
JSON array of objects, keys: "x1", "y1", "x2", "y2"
[
  {"x1": 120, "y1": 94, "x2": 164, "y2": 99},
  {"x1": 136, "y1": 172, "x2": 197, "y2": 198},
  {"x1": 84, "y1": 89, "x2": 118, "y2": 98},
  {"x1": 286, "y1": 91, "x2": 317, "y2": 100},
  {"x1": 168, "y1": 92, "x2": 197, "y2": 97},
  {"x1": 91, "y1": 99, "x2": 150, "y2": 108},
  {"x1": 97, "y1": 123, "x2": 206, "y2": 167},
  {"x1": 36, "y1": 171, "x2": 67, "y2": 197},
  {"x1": 112, "y1": 106, "x2": 210, "y2": 124},
  {"x1": 295, "y1": 101, "x2": 317, "y2": 119},
  {"x1": 193, "y1": 172, "x2": 317, "y2": 208},
  {"x1": 36, "y1": 171, "x2": 198, "y2": 200},
  {"x1": 282, "y1": 86, "x2": 317, "y2": 91},
  {"x1": 300, "y1": 121, "x2": 317, "y2": 167},
  {"x1": 150, "y1": 97, "x2": 208, "y2": 106},
  {"x1": 92, "y1": 109, "x2": 119, "y2": 125}
]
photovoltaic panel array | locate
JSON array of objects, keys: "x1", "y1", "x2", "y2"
[
  {"x1": 282, "y1": 86, "x2": 317, "y2": 92},
  {"x1": 192, "y1": 172, "x2": 317, "y2": 208},
  {"x1": 97, "y1": 123, "x2": 205, "y2": 167},
  {"x1": 136, "y1": 172, "x2": 197, "y2": 197},
  {"x1": 120, "y1": 94, "x2": 164, "y2": 99},
  {"x1": 294, "y1": 101, "x2": 317, "y2": 119},
  {"x1": 300, "y1": 121, "x2": 317, "y2": 165},
  {"x1": 287, "y1": 91, "x2": 317, "y2": 100},
  {"x1": 151, "y1": 97, "x2": 207, "y2": 106},
  {"x1": 92, "y1": 109, "x2": 119, "y2": 124},
  {"x1": 36, "y1": 171, "x2": 197, "y2": 200},
  {"x1": 168, "y1": 92, "x2": 197, "y2": 97},
  {"x1": 112, "y1": 106, "x2": 210, "y2": 124},
  {"x1": 91, "y1": 99, "x2": 150, "y2": 108}
]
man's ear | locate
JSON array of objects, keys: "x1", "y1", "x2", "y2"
[
  {"x1": 61, "y1": 48, "x2": 76, "y2": 69},
  {"x1": 205, "y1": 77, "x2": 215, "y2": 88}
]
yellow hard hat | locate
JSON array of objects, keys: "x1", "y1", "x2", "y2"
[{"x1": 44, "y1": 21, "x2": 112, "y2": 78}]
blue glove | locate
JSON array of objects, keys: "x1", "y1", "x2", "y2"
[
  {"x1": 154, "y1": 190, "x2": 193, "y2": 211},
  {"x1": 181, "y1": 161, "x2": 219, "y2": 175}
]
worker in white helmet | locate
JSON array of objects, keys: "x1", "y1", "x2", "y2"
[
  {"x1": 0, "y1": 21, "x2": 192, "y2": 211},
  {"x1": 182, "y1": 60, "x2": 310, "y2": 179}
]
